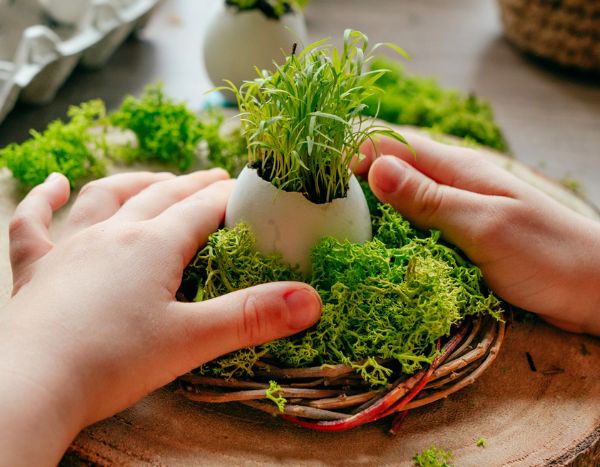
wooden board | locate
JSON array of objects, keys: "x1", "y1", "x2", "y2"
[{"x1": 0, "y1": 130, "x2": 599, "y2": 466}]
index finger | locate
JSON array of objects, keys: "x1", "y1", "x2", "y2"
[
  {"x1": 149, "y1": 179, "x2": 235, "y2": 265},
  {"x1": 359, "y1": 131, "x2": 522, "y2": 198}
]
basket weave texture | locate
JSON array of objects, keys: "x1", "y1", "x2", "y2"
[
  {"x1": 179, "y1": 315, "x2": 505, "y2": 432},
  {"x1": 498, "y1": 0, "x2": 600, "y2": 72}
]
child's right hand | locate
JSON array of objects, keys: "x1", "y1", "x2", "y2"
[{"x1": 359, "y1": 131, "x2": 600, "y2": 336}]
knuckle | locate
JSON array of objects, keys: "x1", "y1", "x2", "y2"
[
  {"x1": 10, "y1": 239, "x2": 34, "y2": 266},
  {"x1": 78, "y1": 180, "x2": 106, "y2": 197},
  {"x1": 114, "y1": 223, "x2": 149, "y2": 246},
  {"x1": 10, "y1": 236, "x2": 52, "y2": 269},
  {"x1": 8, "y1": 213, "x2": 31, "y2": 239},
  {"x1": 238, "y1": 293, "x2": 269, "y2": 346},
  {"x1": 193, "y1": 195, "x2": 223, "y2": 219},
  {"x1": 414, "y1": 181, "x2": 444, "y2": 222},
  {"x1": 469, "y1": 202, "x2": 517, "y2": 246}
]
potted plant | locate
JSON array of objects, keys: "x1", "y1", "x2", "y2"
[
  {"x1": 223, "y1": 30, "x2": 408, "y2": 273},
  {"x1": 203, "y1": 0, "x2": 309, "y2": 102}
]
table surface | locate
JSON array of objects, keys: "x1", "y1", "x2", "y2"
[
  {"x1": 1, "y1": 0, "x2": 599, "y2": 206},
  {"x1": 0, "y1": 0, "x2": 599, "y2": 465}
]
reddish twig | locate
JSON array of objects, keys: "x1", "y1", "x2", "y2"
[{"x1": 282, "y1": 321, "x2": 470, "y2": 432}]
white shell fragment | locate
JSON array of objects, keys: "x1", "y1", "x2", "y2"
[{"x1": 225, "y1": 167, "x2": 372, "y2": 274}]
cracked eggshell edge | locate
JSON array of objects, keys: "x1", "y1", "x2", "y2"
[{"x1": 225, "y1": 166, "x2": 372, "y2": 274}]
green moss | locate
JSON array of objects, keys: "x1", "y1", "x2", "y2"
[
  {"x1": 110, "y1": 83, "x2": 205, "y2": 171},
  {"x1": 559, "y1": 175, "x2": 584, "y2": 196},
  {"x1": 182, "y1": 191, "x2": 502, "y2": 386},
  {"x1": 363, "y1": 57, "x2": 507, "y2": 151},
  {"x1": 200, "y1": 110, "x2": 249, "y2": 177},
  {"x1": 265, "y1": 380, "x2": 287, "y2": 412},
  {"x1": 0, "y1": 100, "x2": 107, "y2": 188},
  {"x1": 413, "y1": 446, "x2": 454, "y2": 467}
]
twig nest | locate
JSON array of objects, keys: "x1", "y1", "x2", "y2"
[{"x1": 226, "y1": 167, "x2": 372, "y2": 274}]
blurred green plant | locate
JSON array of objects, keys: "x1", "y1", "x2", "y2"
[
  {"x1": 225, "y1": 0, "x2": 309, "y2": 19},
  {"x1": 413, "y1": 446, "x2": 454, "y2": 467},
  {"x1": 363, "y1": 57, "x2": 507, "y2": 151},
  {"x1": 110, "y1": 83, "x2": 205, "y2": 171},
  {"x1": 0, "y1": 100, "x2": 107, "y2": 189}
]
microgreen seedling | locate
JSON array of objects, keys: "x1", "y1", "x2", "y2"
[{"x1": 222, "y1": 29, "x2": 410, "y2": 203}]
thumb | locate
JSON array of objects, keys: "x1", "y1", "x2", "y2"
[
  {"x1": 10, "y1": 173, "x2": 70, "y2": 295},
  {"x1": 368, "y1": 155, "x2": 488, "y2": 249},
  {"x1": 169, "y1": 282, "x2": 322, "y2": 368}
]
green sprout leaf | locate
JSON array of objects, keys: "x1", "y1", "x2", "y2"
[{"x1": 224, "y1": 30, "x2": 409, "y2": 203}]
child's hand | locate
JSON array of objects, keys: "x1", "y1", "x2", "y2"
[
  {"x1": 358, "y1": 131, "x2": 600, "y2": 336},
  {"x1": 0, "y1": 170, "x2": 321, "y2": 466}
]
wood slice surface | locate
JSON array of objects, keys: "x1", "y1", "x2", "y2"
[{"x1": 0, "y1": 128, "x2": 598, "y2": 466}]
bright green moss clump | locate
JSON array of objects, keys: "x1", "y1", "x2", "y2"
[
  {"x1": 363, "y1": 57, "x2": 507, "y2": 151},
  {"x1": 0, "y1": 100, "x2": 107, "y2": 188},
  {"x1": 182, "y1": 186, "x2": 501, "y2": 386},
  {"x1": 110, "y1": 83, "x2": 205, "y2": 171},
  {"x1": 413, "y1": 446, "x2": 454, "y2": 467},
  {"x1": 109, "y1": 84, "x2": 247, "y2": 175}
]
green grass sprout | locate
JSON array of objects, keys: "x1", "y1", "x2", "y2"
[
  {"x1": 221, "y1": 30, "x2": 410, "y2": 203},
  {"x1": 477, "y1": 437, "x2": 487, "y2": 448}
]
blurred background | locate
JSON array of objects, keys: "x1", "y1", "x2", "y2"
[{"x1": 1, "y1": 0, "x2": 599, "y2": 204}]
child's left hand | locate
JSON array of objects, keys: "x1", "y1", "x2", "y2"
[{"x1": 0, "y1": 170, "x2": 322, "y2": 466}]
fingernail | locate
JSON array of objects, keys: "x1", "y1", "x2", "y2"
[
  {"x1": 374, "y1": 157, "x2": 404, "y2": 194},
  {"x1": 45, "y1": 172, "x2": 61, "y2": 183},
  {"x1": 284, "y1": 287, "x2": 322, "y2": 330}
]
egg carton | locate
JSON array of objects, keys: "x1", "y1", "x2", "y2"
[{"x1": 0, "y1": 0, "x2": 160, "y2": 124}]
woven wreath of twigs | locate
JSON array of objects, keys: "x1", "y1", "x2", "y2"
[
  {"x1": 498, "y1": 0, "x2": 600, "y2": 72},
  {"x1": 178, "y1": 314, "x2": 506, "y2": 433}
]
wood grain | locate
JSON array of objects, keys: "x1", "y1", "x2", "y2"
[
  {"x1": 0, "y1": 0, "x2": 599, "y2": 465},
  {"x1": 0, "y1": 127, "x2": 597, "y2": 465}
]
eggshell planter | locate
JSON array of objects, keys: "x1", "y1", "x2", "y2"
[
  {"x1": 203, "y1": 5, "x2": 308, "y2": 102},
  {"x1": 225, "y1": 166, "x2": 372, "y2": 274}
]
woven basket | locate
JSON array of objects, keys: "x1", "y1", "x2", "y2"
[
  {"x1": 498, "y1": 0, "x2": 600, "y2": 72},
  {"x1": 179, "y1": 315, "x2": 506, "y2": 433}
]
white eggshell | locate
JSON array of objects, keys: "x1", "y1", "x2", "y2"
[
  {"x1": 203, "y1": 5, "x2": 308, "y2": 102},
  {"x1": 225, "y1": 167, "x2": 372, "y2": 274}
]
